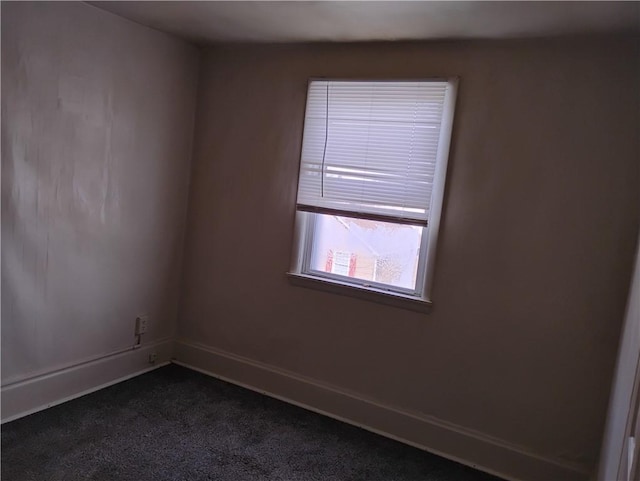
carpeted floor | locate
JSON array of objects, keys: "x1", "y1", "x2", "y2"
[{"x1": 2, "y1": 364, "x2": 503, "y2": 481}]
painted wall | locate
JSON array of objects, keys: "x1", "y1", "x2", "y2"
[
  {"x1": 1, "y1": 2, "x2": 198, "y2": 384},
  {"x1": 178, "y1": 39, "x2": 639, "y2": 475}
]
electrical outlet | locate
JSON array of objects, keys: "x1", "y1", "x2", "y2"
[
  {"x1": 135, "y1": 315, "x2": 148, "y2": 335},
  {"x1": 148, "y1": 352, "x2": 157, "y2": 364}
]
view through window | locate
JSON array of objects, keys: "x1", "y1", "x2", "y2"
[{"x1": 309, "y1": 214, "x2": 423, "y2": 291}]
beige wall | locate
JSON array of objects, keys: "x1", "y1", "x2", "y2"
[
  {"x1": 178, "y1": 38, "x2": 639, "y2": 474},
  {"x1": 1, "y1": 2, "x2": 198, "y2": 383}
]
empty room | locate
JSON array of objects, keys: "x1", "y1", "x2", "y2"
[{"x1": 1, "y1": 1, "x2": 639, "y2": 480}]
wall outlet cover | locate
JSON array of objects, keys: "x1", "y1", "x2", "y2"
[{"x1": 135, "y1": 315, "x2": 149, "y2": 335}]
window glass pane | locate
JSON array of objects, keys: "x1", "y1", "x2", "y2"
[{"x1": 309, "y1": 213, "x2": 423, "y2": 291}]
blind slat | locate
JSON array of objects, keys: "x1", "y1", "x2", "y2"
[{"x1": 296, "y1": 80, "x2": 452, "y2": 223}]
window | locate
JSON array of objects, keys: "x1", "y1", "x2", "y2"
[{"x1": 288, "y1": 79, "x2": 457, "y2": 311}]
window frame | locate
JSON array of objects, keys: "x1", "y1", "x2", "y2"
[{"x1": 288, "y1": 77, "x2": 458, "y2": 313}]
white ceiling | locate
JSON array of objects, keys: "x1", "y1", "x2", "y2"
[{"x1": 90, "y1": 1, "x2": 640, "y2": 44}]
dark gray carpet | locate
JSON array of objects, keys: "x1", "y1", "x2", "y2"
[{"x1": 2, "y1": 364, "x2": 503, "y2": 481}]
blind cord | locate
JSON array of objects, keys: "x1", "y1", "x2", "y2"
[{"x1": 321, "y1": 83, "x2": 329, "y2": 198}]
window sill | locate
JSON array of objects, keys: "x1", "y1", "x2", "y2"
[{"x1": 286, "y1": 273, "x2": 433, "y2": 314}]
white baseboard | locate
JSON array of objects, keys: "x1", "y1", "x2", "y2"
[
  {"x1": 1, "y1": 338, "x2": 173, "y2": 423},
  {"x1": 174, "y1": 339, "x2": 590, "y2": 481}
]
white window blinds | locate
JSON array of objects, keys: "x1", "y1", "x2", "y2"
[{"x1": 296, "y1": 80, "x2": 455, "y2": 225}]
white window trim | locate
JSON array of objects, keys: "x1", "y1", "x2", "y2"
[{"x1": 288, "y1": 78, "x2": 458, "y2": 313}]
